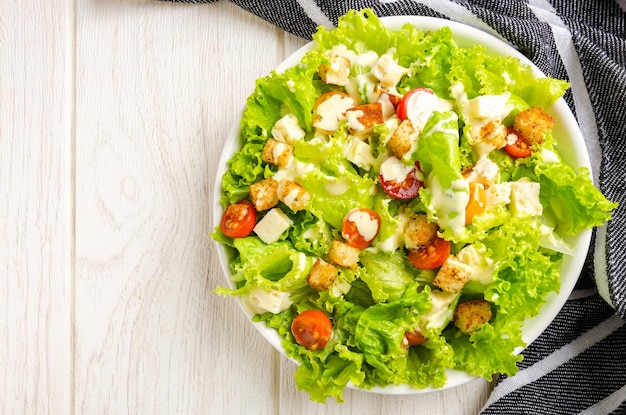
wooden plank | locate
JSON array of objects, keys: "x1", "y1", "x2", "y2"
[
  {"x1": 0, "y1": 1, "x2": 73, "y2": 414},
  {"x1": 74, "y1": 1, "x2": 282, "y2": 413}
]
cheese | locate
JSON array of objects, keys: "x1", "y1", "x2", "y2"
[
  {"x1": 244, "y1": 287, "x2": 292, "y2": 314},
  {"x1": 253, "y1": 208, "x2": 292, "y2": 244},
  {"x1": 510, "y1": 179, "x2": 542, "y2": 217},
  {"x1": 421, "y1": 290, "x2": 458, "y2": 330},
  {"x1": 371, "y1": 51, "x2": 409, "y2": 87},
  {"x1": 456, "y1": 244, "x2": 494, "y2": 285},
  {"x1": 272, "y1": 114, "x2": 305, "y2": 143},
  {"x1": 344, "y1": 136, "x2": 376, "y2": 170}
]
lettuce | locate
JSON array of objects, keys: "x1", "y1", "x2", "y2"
[{"x1": 213, "y1": 8, "x2": 617, "y2": 404}]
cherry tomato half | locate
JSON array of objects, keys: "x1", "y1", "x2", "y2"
[
  {"x1": 396, "y1": 87, "x2": 435, "y2": 122},
  {"x1": 379, "y1": 158, "x2": 423, "y2": 200},
  {"x1": 465, "y1": 182, "x2": 487, "y2": 225},
  {"x1": 504, "y1": 127, "x2": 533, "y2": 158},
  {"x1": 407, "y1": 236, "x2": 451, "y2": 270},
  {"x1": 342, "y1": 208, "x2": 381, "y2": 249},
  {"x1": 219, "y1": 200, "x2": 256, "y2": 238},
  {"x1": 291, "y1": 309, "x2": 333, "y2": 350}
]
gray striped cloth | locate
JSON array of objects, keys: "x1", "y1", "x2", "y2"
[{"x1": 182, "y1": 0, "x2": 626, "y2": 413}]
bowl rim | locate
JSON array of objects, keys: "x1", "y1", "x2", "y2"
[{"x1": 212, "y1": 15, "x2": 593, "y2": 395}]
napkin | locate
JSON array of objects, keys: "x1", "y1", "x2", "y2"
[{"x1": 179, "y1": 0, "x2": 626, "y2": 412}]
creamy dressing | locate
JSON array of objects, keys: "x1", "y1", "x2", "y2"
[
  {"x1": 429, "y1": 175, "x2": 469, "y2": 236},
  {"x1": 420, "y1": 290, "x2": 458, "y2": 330},
  {"x1": 379, "y1": 156, "x2": 413, "y2": 183},
  {"x1": 344, "y1": 136, "x2": 376, "y2": 170},
  {"x1": 314, "y1": 93, "x2": 354, "y2": 132},
  {"x1": 325, "y1": 179, "x2": 351, "y2": 196},
  {"x1": 456, "y1": 244, "x2": 494, "y2": 285},
  {"x1": 346, "y1": 109, "x2": 366, "y2": 132},
  {"x1": 347, "y1": 210, "x2": 379, "y2": 241}
]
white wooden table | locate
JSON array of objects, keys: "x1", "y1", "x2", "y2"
[{"x1": 1, "y1": 1, "x2": 493, "y2": 413}]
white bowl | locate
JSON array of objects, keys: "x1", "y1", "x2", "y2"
[{"x1": 212, "y1": 15, "x2": 592, "y2": 394}]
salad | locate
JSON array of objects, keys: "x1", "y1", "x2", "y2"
[{"x1": 213, "y1": 9, "x2": 617, "y2": 403}]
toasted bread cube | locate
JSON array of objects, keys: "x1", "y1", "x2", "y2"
[
  {"x1": 249, "y1": 177, "x2": 279, "y2": 211},
  {"x1": 404, "y1": 214, "x2": 438, "y2": 251},
  {"x1": 328, "y1": 240, "x2": 360, "y2": 269},
  {"x1": 453, "y1": 299, "x2": 492, "y2": 334},
  {"x1": 319, "y1": 55, "x2": 350, "y2": 86},
  {"x1": 277, "y1": 180, "x2": 311, "y2": 212},
  {"x1": 433, "y1": 256, "x2": 472, "y2": 293},
  {"x1": 513, "y1": 107, "x2": 555, "y2": 144},
  {"x1": 346, "y1": 102, "x2": 384, "y2": 134},
  {"x1": 307, "y1": 258, "x2": 338, "y2": 291},
  {"x1": 262, "y1": 138, "x2": 293, "y2": 167},
  {"x1": 387, "y1": 119, "x2": 420, "y2": 158},
  {"x1": 478, "y1": 120, "x2": 508, "y2": 149},
  {"x1": 312, "y1": 91, "x2": 355, "y2": 134},
  {"x1": 402, "y1": 329, "x2": 427, "y2": 350}
]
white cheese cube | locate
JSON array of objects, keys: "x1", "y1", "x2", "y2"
[
  {"x1": 510, "y1": 179, "x2": 542, "y2": 217},
  {"x1": 466, "y1": 93, "x2": 511, "y2": 119},
  {"x1": 371, "y1": 52, "x2": 409, "y2": 87},
  {"x1": 472, "y1": 156, "x2": 500, "y2": 186},
  {"x1": 344, "y1": 136, "x2": 376, "y2": 170},
  {"x1": 271, "y1": 114, "x2": 305, "y2": 143},
  {"x1": 253, "y1": 208, "x2": 292, "y2": 244},
  {"x1": 244, "y1": 287, "x2": 292, "y2": 314},
  {"x1": 313, "y1": 92, "x2": 355, "y2": 133},
  {"x1": 485, "y1": 182, "x2": 511, "y2": 207}
]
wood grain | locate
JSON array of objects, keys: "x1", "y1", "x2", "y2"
[
  {"x1": 0, "y1": 1, "x2": 73, "y2": 414},
  {"x1": 2, "y1": 0, "x2": 494, "y2": 413}
]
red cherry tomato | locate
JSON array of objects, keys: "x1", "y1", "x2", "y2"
[
  {"x1": 219, "y1": 200, "x2": 256, "y2": 238},
  {"x1": 504, "y1": 127, "x2": 533, "y2": 158},
  {"x1": 342, "y1": 208, "x2": 381, "y2": 249},
  {"x1": 407, "y1": 236, "x2": 450, "y2": 270},
  {"x1": 291, "y1": 309, "x2": 333, "y2": 350},
  {"x1": 396, "y1": 87, "x2": 435, "y2": 122},
  {"x1": 379, "y1": 158, "x2": 423, "y2": 200}
]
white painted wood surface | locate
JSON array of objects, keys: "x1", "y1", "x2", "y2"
[{"x1": 1, "y1": 1, "x2": 493, "y2": 413}]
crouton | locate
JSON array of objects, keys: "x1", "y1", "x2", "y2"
[
  {"x1": 319, "y1": 55, "x2": 350, "y2": 86},
  {"x1": 478, "y1": 120, "x2": 508, "y2": 149},
  {"x1": 404, "y1": 214, "x2": 438, "y2": 250},
  {"x1": 513, "y1": 107, "x2": 555, "y2": 144},
  {"x1": 312, "y1": 91, "x2": 355, "y2": 134},
  {"x1": 307, "y1": 258, "x2": 338, "y2": 291},
  {"x1": 402, "y1": 329, "x2": 427, "y2": 350},
  {"x1": 277, "y1": 180, "x2": 311, "y2": 212},
  {"x1": 346, "y1": 102, "x2": 384, "y2": 134},
  {"x1": 453, "y1": 299, "x2": 493, "y2": 334},
  {"x1": 328, "y1": 240, "x2": 360, "y2": 269},
  {"x1": 249, "y1": 177, "x2": 279, "y2": 211},
  {"x1": 262, "y1": 138, "x2": 294, "y2": 167},
  {"x1": 386, "y1": 119, "x2": 420, "y2": 158},
  {"x1": 433, "y1": 255, "x2": 472, "y2": 293}
]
